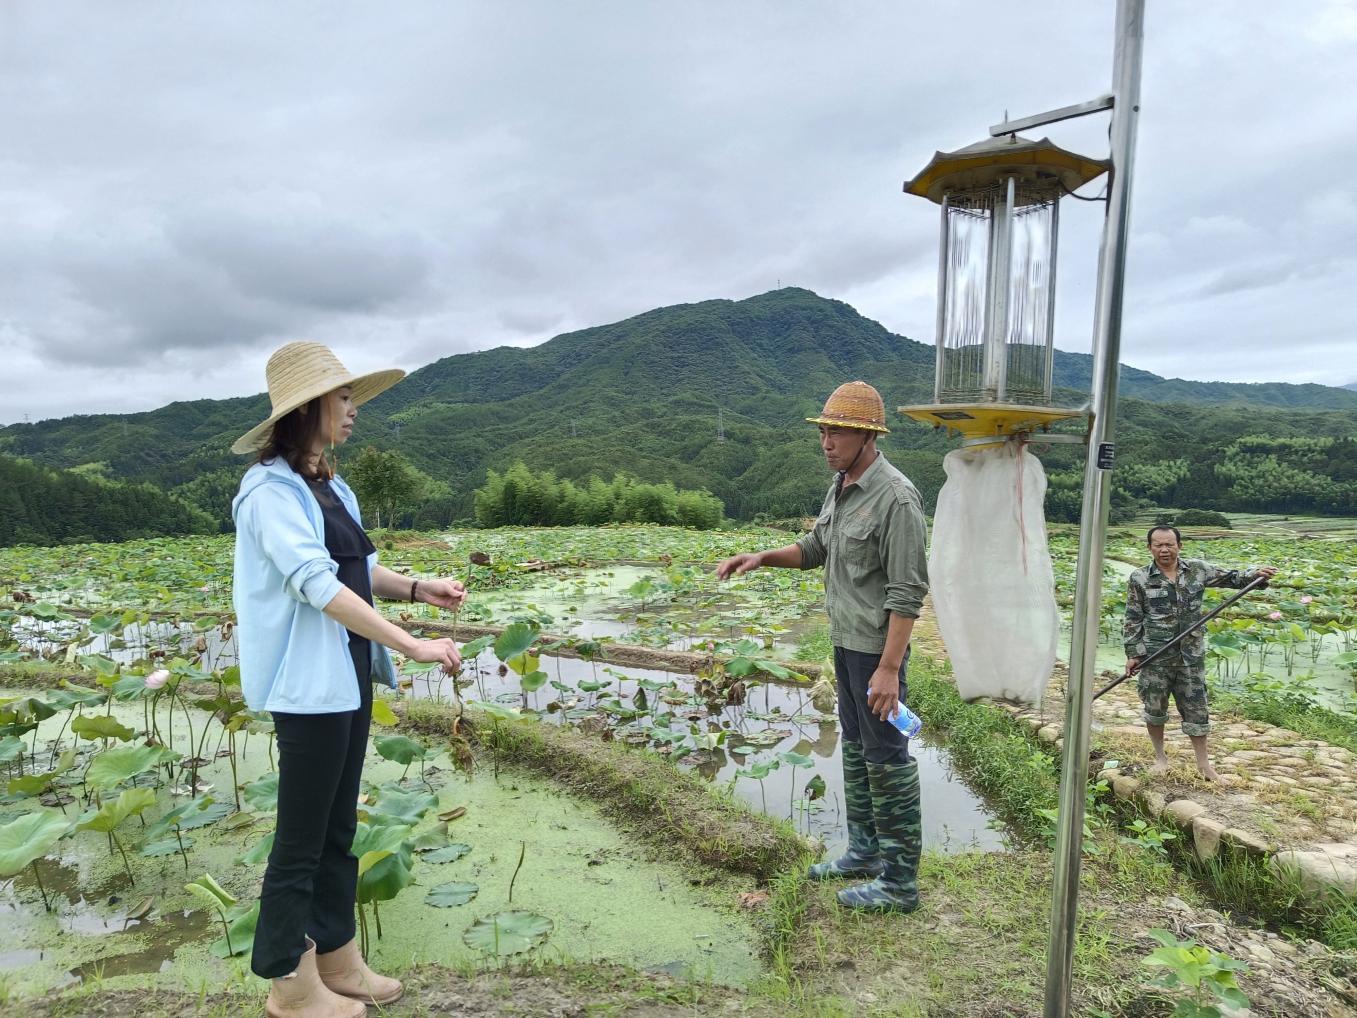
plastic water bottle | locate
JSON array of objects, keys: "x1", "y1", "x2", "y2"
[{"x1": 887, "y1": 704, "x2": 923, "y2": 739}]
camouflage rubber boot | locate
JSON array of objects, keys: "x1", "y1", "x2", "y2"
[
  {"x1": 836, "y1": 758, "x2": 921, "y2": 912},
  {"x1": 808, "y1": 741, "x2": 884, "y2": 881}
]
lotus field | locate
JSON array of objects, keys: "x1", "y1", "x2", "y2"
[{"x1": 0, "y1": 520, "x2": 1354, "y2": 1004}]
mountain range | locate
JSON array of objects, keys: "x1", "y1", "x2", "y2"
[{"x1": 2, "y1": 288, "x2": 1354, "y2": 525}]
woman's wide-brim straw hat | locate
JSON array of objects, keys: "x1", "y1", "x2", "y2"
[
  {"x1": 230, "y1": 341, "x2": 406, "y2": 455},
  {"x1": 806, "y1": 381, "x2": 890, "y2": 433}
]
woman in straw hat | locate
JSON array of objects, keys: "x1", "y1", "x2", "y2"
[{"x1": 231, "y1": 341, "x2": 463, "y2": 1017}]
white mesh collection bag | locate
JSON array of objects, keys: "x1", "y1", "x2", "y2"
[{"x1": 928, "y1": 443, "x2": 1059, "y2": 705}]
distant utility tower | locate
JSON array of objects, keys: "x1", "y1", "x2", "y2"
[
  {"x1": 717, "y1": 407, "x2": 726, "y2": 442},
  {"x1": 570, "y1": 420, "x2": 577, "y2": 438}
]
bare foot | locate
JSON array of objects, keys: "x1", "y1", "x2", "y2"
[
  {"x1": 1149, "y1": 758, "x2": 1170, "y2": 775},
  {"x1": 1198, "y1": 765, "x2": 1221, "y2": 782}
]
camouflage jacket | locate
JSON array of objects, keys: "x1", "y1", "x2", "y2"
[{"x1": 1123, "y1": 558, "x2": 1260, "y2": 665}]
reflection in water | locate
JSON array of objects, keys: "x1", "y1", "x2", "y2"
[
  {"x1": 16, "y1": 565, "x2": 1006, "y2": 855},
  {"x1": 414, "y1": 649, "x2": 1006, "y2": 853}
]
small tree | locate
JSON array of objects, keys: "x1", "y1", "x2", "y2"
[{"x1": 346, "y1": 447, "x2": 441, "y2": 529}]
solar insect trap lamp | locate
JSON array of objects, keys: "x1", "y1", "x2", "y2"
[
  {"x1": 901, "y1": 134, "x2": 1107, "y2": 439},
  {"x1": 898, "y1": 3, "x2": 1146, "y2": 1016},
  {"x1": 898, "y1": 136, "x2": 1108, "y2": 709}
]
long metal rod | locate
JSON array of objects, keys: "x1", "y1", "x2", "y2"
[
  {"x1": 1042, "y1": 2, "x2": 1145, "y2": 1016},
  {"x1": 1094, "y1": 575, "x2": 1268, "y2": 700},
  {"x1": 990, "y1": 93, "x2": 1115, "y2": 137}
]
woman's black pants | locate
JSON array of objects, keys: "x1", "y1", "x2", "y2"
[{"x1": 251, "y1": 656, "x2": 372, "y2": 979}]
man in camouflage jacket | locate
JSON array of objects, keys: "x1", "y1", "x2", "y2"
[{"x1": 1123, "y1": 525, "x2": 1276, "y2": 780}]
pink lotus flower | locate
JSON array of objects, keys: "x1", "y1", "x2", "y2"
[
  {"x1": 144, "y1": 669, "x2": 171, "y2": 689},
  {"x1": 1267, "y1": 611, "x2": 1283, "y2": 621},
  {"x1": 1300, "y1": 595, "x2": 1313, "y2": 605}
]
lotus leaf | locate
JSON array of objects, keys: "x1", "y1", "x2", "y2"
[
  {"x1": 373, "y1": 735, "x2": 428, "y2": 766},
  {"x1": 77, "y1": 653, "x2": 119, "y2": 675},
  {"x1": 177, "y1": 800, "x2": 233, "y2": 832},
  {"x1": 146, "y1": 795, "x2": 225, "y2": 839},
  {"x1": 463, "y1": 910, "x2": 554, "y2": 956},
  {"x1": 49, "y1": 684, "x2": 109, "y2": 709},
  {"x1": 351, "y1": 820, "x2": 413, "y2": 860},
  {"x1": 460, "y1": 635, "x2": 495, "y2": 659},
  {"x1": 242, "y1": 772, "x2": 280, "y2": 812},
  {"x1": 185, "y1": 873, "x2": 237, "y2": 910},
  {"x1": 71, "y1": 715, "x2": 135, "y2": 742},
  {"x1": 104, "y1": 674, "x2": 149, "y2": 701},
  {"x1": 365, "y1": 784, "x2": 437, "y2": 825},
  {"x1": 210, "y1": 900, "x2": 260, "y2": 958},
  {"x1": 235, "y1": 831, "x2": 274, "y2": 866},
  {"x1": 357, "y1": 849, "x2": 392, "y2": 876},
  {"x1": 0, "y1": 809, "x2": 74, "y2": 877},
  {"x1": 467, "y1": 700, "x2": 522, "y2": 722},
  {"x1": 425, "y1": 880, "x2": 478, "y2": 907},
  {"x1": 423, "y1": 843, "x2": 472, "y2": 864},
  {"x1": 357, "y1": 850, "x2": 415, "y2": 904},
  {"x1": 78, "y1": 787, "x2": 158, "y2": 833},
  {"x1": 506, "y1": 651, "x2": 540, "y2": 677},
  {"x1": 86, "y1": 744, "x2": 176, "y2": 789},
  {"x1": 521, "y1": 670, "x2": 549, "y2": 692},
  {"x1": 141, "y1": 837, "x2": 191, "y2": 857},
  {"x1": 370, "y1": 699, "x2": 399, "y2": 727},
  {"x1": 493, "y1": 623, "x2": 538, "y2": 662},
  {"x1": 0, "y1": 736, "x2": 23, "y2": 765},
  {"x1": 0, "y1": 696, "x2": 57, "y2": 724},
  {"x1": 8, "y1": 748, "x2": 77, "y2": 797},
  {"x1": 410, "y1": 827, "x2": 450, "y2": 852}
]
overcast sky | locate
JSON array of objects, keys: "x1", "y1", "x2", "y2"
[{"x1": 2, "y1": 1, "x2": 1355, "y2": 425}]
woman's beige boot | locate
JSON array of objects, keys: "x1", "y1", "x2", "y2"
[
  {"x1": 316, "y1": 938, "x2": 404, "y2": 1005},
  {"x1": 266, "y1": 937, "x2": 366, "y2": 1018}
]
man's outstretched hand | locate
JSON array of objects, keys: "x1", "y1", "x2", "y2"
[{"x1": 716, "y1": 553, "x2": 761, "y2": 581}]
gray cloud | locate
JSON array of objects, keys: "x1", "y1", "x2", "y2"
[{"x1": 1, "y1": 0, "x2": 1356, "y2": 424}]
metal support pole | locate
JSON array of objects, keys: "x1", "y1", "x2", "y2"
[
  {"x1": 983, "y1": 175, "x2": 1015, "y2": 400},
  {"x1": 934, "y1": 194, "x2": 951, "y2": 403},
  {"x1": 1043, "y1": 198, "x2": 1060, "y2": 403},
  {"x1": 1043, "y1": 2, "x2": 1145, "y2": 1016}
]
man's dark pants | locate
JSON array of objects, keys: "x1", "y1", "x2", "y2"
[{"x1": 835, "y1": 646, "x2": 911, "y2": 764}]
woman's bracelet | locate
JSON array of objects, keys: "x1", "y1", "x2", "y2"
[{"x1": 410, "y1": 579, "x2": 420, "y2": 603}]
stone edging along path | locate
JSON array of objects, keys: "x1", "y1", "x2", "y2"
[
  {"x1": 903, "y1": 607, "x2": 1357, "y2": 898},
  {"x1": 964, "y1": 638, "x2": 1357, "y2": 900}
]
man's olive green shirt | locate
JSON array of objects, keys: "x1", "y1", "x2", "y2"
[{"x1": 794, "y1": 453, "x2": 930, "y2": 655}]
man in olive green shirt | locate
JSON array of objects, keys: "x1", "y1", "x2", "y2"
[{"x1": 717, "y1": 381, "x2": 928, "y2": 913}]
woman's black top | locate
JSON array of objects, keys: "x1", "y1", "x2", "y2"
[{"x1": 306, "y1": 476, "x2": 377, "y2": 683}]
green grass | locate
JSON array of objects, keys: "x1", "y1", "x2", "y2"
[{"x1": 907, "y1": 658, "x2": 1059, "y2": 840}]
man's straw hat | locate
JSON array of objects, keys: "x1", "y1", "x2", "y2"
[
  {"x1": 230, "y1": 341, "x2": 406, "y2": 455},
  {"x1": 806, "y1": 381, "x2": 890, "y2": 433}
]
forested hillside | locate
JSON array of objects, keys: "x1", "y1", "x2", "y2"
[
  {"x1": 0, "y1": 454, "x2": 215, "y2": 545},
  {"x1": 1, "y1": 288, "x2": 1353, "y2": 539}
]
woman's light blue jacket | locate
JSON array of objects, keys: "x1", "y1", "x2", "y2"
[{"x1": 232, "y1": 458, "x2": 397, "y2": 713}]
